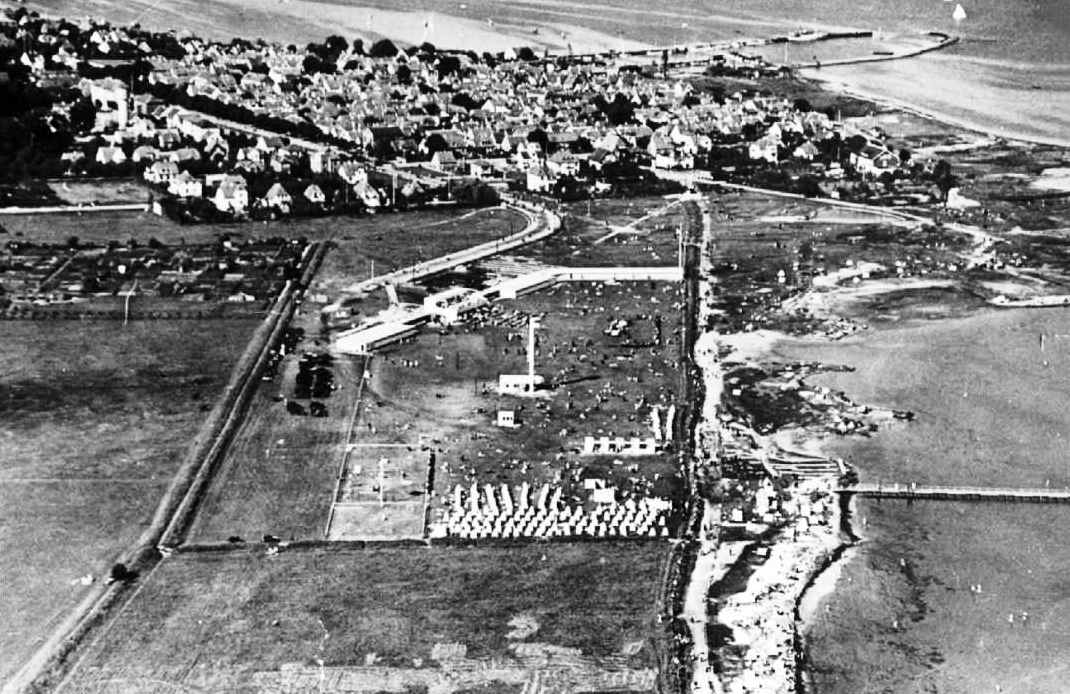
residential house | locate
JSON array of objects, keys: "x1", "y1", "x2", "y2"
[
  {"x1": 168, "y1": 147, "x2": 201, "y2": 164},
  {"x1": 131, "y1": 145, "x2": 160, "y2": 163},
  {"x1": 430, "y1": 150, "x2": 460, "y2": 172},
  {"x1": 546, "y1": 150, "x2": 580, "y2": 177},
  {"x1": 86, "y1": 77, "x2": 128, "y2": 129},
  {"x1": 262, "y1": 182, "x2": 293, "y2": 212},
  {"x1": 212, "y1": 175, "x2": 249, "y2": 214},
  {"x1": 144, "y1": 159, "x2": 179, "y2": 183},
  {"x1": 303, "y1": 183, "x2": 326, "y2": 206},
  {"x1": 747, "y1": 135, "x2": 779, "y2": 164},
  {"x1": 850, "y1": 144, "x2": 899, "y2": 178},
  {"x1": 168, "y1": 171, "x2": 203, "y2": 198},
  {"x1": 587, "y1": 147, "x2": 617, "y2": 172},
  {"x1": 95, "y1": 146, "x2": 127, "y2": 165},
  {"x1": 156, "y1": 129, "x2": 181, "y2": 150},
  {"x1": 337, "y1": 161, "x2": 367, "y2": 185},
  {"x1": 526, "y1": 166, "x2": 554, "y2": 193},
  {"x1": 792, "y1": 141, "x2": 820, "y2": 161}
]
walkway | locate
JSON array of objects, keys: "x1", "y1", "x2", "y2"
[
  {"x1": 839, "y1": 484, "x2": 1070, "y2": 503},
  {"x1": 337, "y1": 198, "x2": 559, "y2": 296}
]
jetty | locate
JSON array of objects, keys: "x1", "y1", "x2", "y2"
[{"x1": 838, "y1": 484, "x2": 1070, "y2": 503}]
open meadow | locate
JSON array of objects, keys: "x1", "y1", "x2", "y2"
[
  {"x1": 58, "y1": 542, "x2": 669, "y2": 693},
  {"x1": 0, "y1": 318, "x2": 255, "y2": 684}
]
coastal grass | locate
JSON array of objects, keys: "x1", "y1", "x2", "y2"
[
  {"x1": 59, "y1": 542, "x2": 669, "y2": 692},
  {"x1": 0, "y1": 318, "x2": 254, "y2": 684}
]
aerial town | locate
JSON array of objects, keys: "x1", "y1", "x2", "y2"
[{"x1": 4, "y1": 2, "x2": 1070, "y2": 694}]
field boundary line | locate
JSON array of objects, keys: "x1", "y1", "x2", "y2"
[
  {"x1": 5, "y1": 241, "x2": 327, "y2": 694},
  {"x1": 324, "y1": 354, "x2": 372, "y2": 539}
]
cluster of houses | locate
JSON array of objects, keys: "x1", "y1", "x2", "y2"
[
  {"x1": 1, "y1": 237, "x2": 306, "y2": 309},
  {"x1": 8, "y1": 6, "x2": 920, "y2": 213}
]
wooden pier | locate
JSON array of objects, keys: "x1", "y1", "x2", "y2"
[{"x1": 838, "y1": 484, "x2": 1070, "y2": 503}]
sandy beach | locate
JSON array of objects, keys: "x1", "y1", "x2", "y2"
[{"x1": 713, "y1": 492, "x2": 844, "y2": 694}]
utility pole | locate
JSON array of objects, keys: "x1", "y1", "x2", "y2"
[{"x1": 527, "y1": 315, "x2": 541, "y2": 391}]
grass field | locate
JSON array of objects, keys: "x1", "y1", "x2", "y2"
[
  {"x1": 315, "y1": 206, "x2": 527, "y2": 296},
  {"x1": 46, "y1": 180, "x2": 151, "y2": 206},
  {"x1": 0, "y1": 205, "x2": 524, "y2": 252},
  {"x1": 526, "y1": 196, "x2": 687, "y2": 268},
  {"x1": 59, "y1": 542, "x2": 668, "y2": 693},
  {"x1": 186, "y1": 334, "x2": 365, "y2": 543},
  {"x1": 359, "y1": 279, "x2": 687, "y2": 517},
  {"x1": 0, "y1": 319, "x2": 255, "y2": 684}
]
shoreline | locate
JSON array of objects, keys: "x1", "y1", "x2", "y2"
[
  {"x1": 800, "y1": 71, "x2": 1070, "y2": 150},
  {"x1": 793, "y1": 494, "x2": 863, "y2": 694},
  {"x1": 709, "y1": 489, "x2": 846, "y2": 694}
]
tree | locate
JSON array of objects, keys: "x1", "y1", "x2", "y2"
[
  {"x1": 109, "y1": 563, "x2": 137, "y2": 583},
  {"x1": 436, "y1": 55, "x2": 462, "y2": 78},
  {"x1": 526, "y1": 127, "x2": 549, "y2": 153},
  {"x1": 845, "y1": 134, "x2": 867, "y2": 154},
  {"x1": 592, "y1": 93, "x2": 635, "y2": 126},
  {"x1": 423, "y1": 132, "x2": 449, "y2": 154},
  {"x1": 68, "y1": 97, "x2": 96, "y2": 132},
  {"x1": 325, "y1": 35, "x2": 348, "y2": 54},
  {"x1": 899, "y1": 148, "x2": 912, "y2": 165},
  {"x1": 793, "y1": 97, "x2": 812, "y2": 113},
  {"x1": 369, "y1": 39, "x2": 398, "y2": 58},
  {"x1": 793, "y1": 175, "x2": 823, "y2": 198},
  {"x1": 932, "y1": 159, "x2": 957, "y2": 202},
  {"x1": 418, "y1": 42, "x2": 437, "y2": 54},
  {"x1": 302, "y1": 54, "x2": 325, "y2": 75},
  {"x1": 516, "y1": 46, "x2": 537, "y2": 61},
  {"x1": 450, "y1": 92, "x2": 483, "y2": 111},
  {"x1": 396, "y1": 63, "x2": 412, "y2": 84}
]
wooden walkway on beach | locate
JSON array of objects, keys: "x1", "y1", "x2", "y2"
[{"x1": 838, "y1": 484, "x2": 1070, "y2": 503}]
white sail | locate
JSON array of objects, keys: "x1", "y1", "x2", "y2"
[{"x1": 952, "y1": 3, "x2": 967, "y2": 22}]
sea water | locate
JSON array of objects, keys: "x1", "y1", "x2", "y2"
[
  {"x1": 471, "y1": 0, "x2": 1070, "y2": 144},
  {"x1": 774, "y1": 307, "x2": 1070, "y2": 693}
]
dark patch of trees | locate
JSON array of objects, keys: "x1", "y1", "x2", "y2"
[
  {"x1": 369, "y1": 39, "x2": 399, "y2": 58},
  {"x1": 591, "y1": 94, "x2": 636, "y2": 126}
]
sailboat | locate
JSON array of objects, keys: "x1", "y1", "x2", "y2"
[{"x1": 952, "y1": 3, "x2": 967, "y2": 22}]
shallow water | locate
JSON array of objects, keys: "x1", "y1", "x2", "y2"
[{"x1": 775, "y1": 308, "x2": 1070, "y2": 693}]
